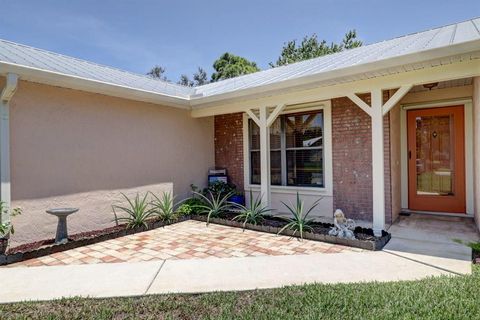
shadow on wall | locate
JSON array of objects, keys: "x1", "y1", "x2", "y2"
[{"x1": 10, "y1": 183, "x2": 174, "y2": 246}]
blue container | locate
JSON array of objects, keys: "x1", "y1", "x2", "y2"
[{"x1": 229, "y1": 194, "x2": 245, "y2": 206}]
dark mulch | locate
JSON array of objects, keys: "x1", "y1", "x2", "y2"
[
  {"x1": 7, "y1": 224, "x2": 126, "y2": 255},
  {"x1": 222, "y1": 211, "x2": 380, "y2": 241}
]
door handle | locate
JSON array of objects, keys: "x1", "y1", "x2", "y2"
[{"x1": 408, "y1": 151, "x2": 412, "y2": 159}]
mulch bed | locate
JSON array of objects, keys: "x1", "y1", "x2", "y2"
[{"x1": 193, "y1": 212, "x2": 389, "y2": 251}]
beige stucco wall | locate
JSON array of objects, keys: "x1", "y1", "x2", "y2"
[{"x1": 4, "y1": 78, "x2": 214, "y2": 245}]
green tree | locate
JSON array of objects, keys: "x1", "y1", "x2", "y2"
[
  {"x1": 270, "y1": 30, "x2": 362, "y2": 67},
  {"x1": 178, "y1": 74, "x2": 194, "y2": 87},
  {"x1": 193, "y1": 67, "x2": 209, "y2": 85},
  {"x1": 177, "y1": 67, "x2": 209, "y2": 87},
  {"x1": 211, "y1": 53, "x2": 260, "y2": 82},
  {"x1": 147, "y1": 65, "x2": 168, "y2": 81}
]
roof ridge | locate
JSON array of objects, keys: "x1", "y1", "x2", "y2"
[{"x1": 0, "y1": 38, "x2": 193, "y2": 90}]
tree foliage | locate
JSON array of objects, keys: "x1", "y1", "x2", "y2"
[
  {"x1": 177, "y1": 67, "x2": 209, "y2": 87},
  {"x1": 211, "y1": 53, "x2": 260, "y2": 82},
  {"x1": 147, "y1": 65, "x2": 168, "y2": 81},
  {"x1": 270, "y1": 30, "x2": 362, "y2": 67}
]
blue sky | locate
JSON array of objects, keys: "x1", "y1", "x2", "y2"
[{"x1": 1, "y1": 0, "x2": 479, "y2": 81}]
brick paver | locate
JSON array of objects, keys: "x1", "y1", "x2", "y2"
[{"x1": 11, "y1": 220, "x2": 360, "y2": 267}]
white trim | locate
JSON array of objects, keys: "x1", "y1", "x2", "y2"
[
  {"x1": 245, "y1": 109, "x2": 260, "y2": 126},
  {"x1": 242, "y1": 101, "x2": 333, "y2": 197},
  {"x1": 0, "y1": 73, "x2": 17, "y2": 224},
  {"x1": 266, "y1": 104, "x2": 286, "y2": 127},
  {"x1": 346, "y1": 93, "x2": 371, "y2": 116},
  {"x1": 192, "y1": 59, "x2": 480, "y2": 116},
  {"x1": 370, "y1": 89, "x2": 385, "y2": 235},
  {"x1": 382, "y1": 85, "x2": 413, "y2": 115},
  {"x1": 400, "y1": 98, "x2": 474, "y2": 216}
]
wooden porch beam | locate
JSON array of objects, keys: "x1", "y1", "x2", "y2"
[
  {"x1": 347, "y1": 93, "x2": 372, "y2": 117},
  {"x1": 266, "y1": 104, "x2": 285, "y2": 127},
  {"x1": 245, "y1": 109, "x2": 260, "y2": 127},
  {"x1": 382, "y1": 85, "x2": 413, "y2": 115}
]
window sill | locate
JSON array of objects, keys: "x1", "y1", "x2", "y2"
[{"x1": 245, "y1": 184, "x2": 332, "y2": 196}]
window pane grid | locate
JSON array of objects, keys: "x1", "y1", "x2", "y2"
[{"x1": 248, "y1": 110, "x2": 324, "y2": 188}]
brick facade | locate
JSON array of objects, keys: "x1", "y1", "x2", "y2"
[
  {"x1": 331, "y1": 94, "x2": 392, "y2": 224},
  {"x1": 214, "y1": 113, "x2": 244, "y2": 190},
  {"x1": 214, "y1": 98, "x2": 394, "y2": 224}
]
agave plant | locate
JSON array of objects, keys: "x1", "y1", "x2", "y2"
[
  {"x1": 233, "y1": 191, "x2": 270, "y2": 229},
  {"x1": 278, "y1": 193, "x2": 323, "y2": 240},
  {"x1": 193, "y1": 190, "x2": 234, "y2": 225},
  {"x1": 112, "y1": 193, "x2": 155, "y2": 229},
  {"x1": 150, "y1": 191, "x2": 178, "y2": 223}
]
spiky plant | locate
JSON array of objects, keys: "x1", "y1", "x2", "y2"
[
  {"x1": 233, "y1": 191, "x2": 270, "y2": 229},
  {"x1": 112, "y1": 193, "x2": 155, "y2": 229},
  {"x1": 150, "y1": 192, "x2": 178, "y2": 223},
  {"x1": 277, "y1": 193, "x2": 323, "y2": 240},
  {"x1": 193, "y1": 190, "x2": 234, "y2": 226}
]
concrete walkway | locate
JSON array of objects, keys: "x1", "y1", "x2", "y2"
[
  {"x1": 0, "y1": 214, "x2": 476, "y2": 304},
  {"x1": 0, "y1": 250, "x2": 458, "y2": 303},
  {"x1": 384, "y1": 214, "x2": 478, "y2": 275}
]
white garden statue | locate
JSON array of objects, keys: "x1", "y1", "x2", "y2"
[{"x1": 328, "y1": 209, "x2": 356, "y2": 240}]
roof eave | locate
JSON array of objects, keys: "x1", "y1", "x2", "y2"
[
  {"x1": 190, "y1": 39, "x2": 480, "y2": 108},
  {"x1": 0, "y1": 62, "x2": 191, "y2": 109}
]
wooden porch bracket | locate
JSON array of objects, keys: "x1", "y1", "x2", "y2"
[{"x1": 247, "y1": 104, "x2": 286, "y2": 209}]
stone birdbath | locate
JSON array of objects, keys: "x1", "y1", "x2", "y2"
[{"x1": 46, "y1": 208, "x2": 79, "y2": 244}]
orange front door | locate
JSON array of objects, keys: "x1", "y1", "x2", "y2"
[{"x1": 407, "y1": 106, "x2": 466, "y2": 213}]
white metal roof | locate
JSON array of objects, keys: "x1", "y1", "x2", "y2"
[
  {"x1": 1, "y1": 17, "x2": 479, "y2": 107},
  {"x1": 193, "y1": 17, "x2": 480, "y2": 99},
  {"x1": 0, "y1": 39, "x2": 195, "y2": 99}
]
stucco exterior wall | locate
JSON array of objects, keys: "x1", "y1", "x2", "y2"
[{"x1": 6, "y1": 79, "x2": 214, "y2": 245}]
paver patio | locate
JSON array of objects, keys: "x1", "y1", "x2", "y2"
[{"x1": 10, "y1": 220, "x2": 358, "y2": 267}]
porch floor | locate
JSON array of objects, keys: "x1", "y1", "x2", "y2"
[{"x1": 384, "y1": 213, "x2": 479, "y2": 274}]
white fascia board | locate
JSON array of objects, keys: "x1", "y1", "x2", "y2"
[
  {"x1": 191, "y1": 59, "x2": 480, "y2": 118},
  {"x1": 190, "y1": 40, "x2": 480, "y2": 108},
  {"x1": 0, "y1": 62, "x2": 191, "y2": 109}
]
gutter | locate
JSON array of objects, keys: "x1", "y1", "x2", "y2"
[{"x1": 0, "y1": 62, "x2": 191, "y2": 110}]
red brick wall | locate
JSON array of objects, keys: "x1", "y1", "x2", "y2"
[
  {"x1": 214, "y1": 100, "x2": 394, "y2": 224},
  {"x1": 331, "y1": 94, "x2": 392, "y2": 223},
  {"x1": 214, "y1": 113, "x2": 244, "y2": 190}
]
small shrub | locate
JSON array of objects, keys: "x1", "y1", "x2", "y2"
[
  {"x1": 278, "y1": 193, "x2": 322, "y2": 240},
  {"x1": 233, "y1": 191, "x2": 270, "y2": 229},
  {"x1": 178, "y1": 203, "x2": 193, "y2": 215},
  {"x1": 150, "y1": 192, "x2": 178, "y2": 223},
  {"x1": 0, "y1": 201, "x2": 22, "y2": 237},
  {"x1": 112, "y1": 193, "x2": 155, "y2": 229},
  {"x1": 194, "y1": 190, "x2": 234, "y2": 226}
]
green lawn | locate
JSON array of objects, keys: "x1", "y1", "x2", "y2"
[{"x1": 1, "y1": 266, "x2": 479, "y2": 320}]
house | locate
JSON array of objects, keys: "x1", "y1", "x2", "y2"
[{"x1": 1, "y1": 18, "x2": 480, "y2": 244}]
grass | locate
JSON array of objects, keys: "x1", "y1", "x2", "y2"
[{"x1": 1, "y1": 266, "x2": 479, "y2": 320}]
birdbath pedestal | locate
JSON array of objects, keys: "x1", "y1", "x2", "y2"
[{"x1": 46, "y1": 208, "x2": 79, "y2": 244}]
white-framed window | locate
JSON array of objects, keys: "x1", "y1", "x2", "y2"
[{"x1": 248, "y1": 110, "x2": 325, "y2": 188}]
